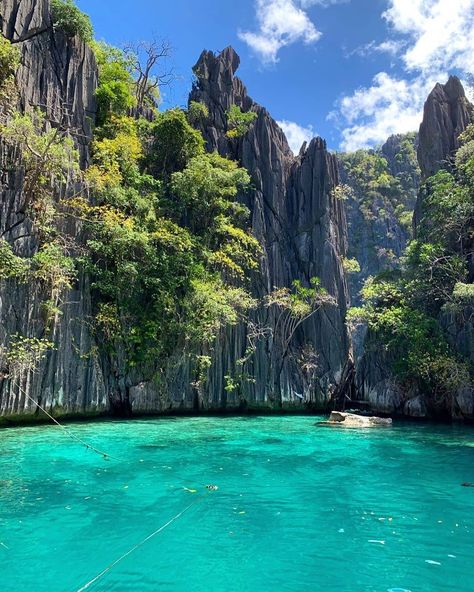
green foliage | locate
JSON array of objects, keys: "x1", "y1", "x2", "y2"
[
  {"x1": 78, "y1": 108, "x2": 260, "y2": 368},
  {"x1": 31, "y1": 242, "x2": 76, "y2": 293},
  {"x1": 184, "y1": 277, "x2": 257, "y2": 345},
  {"x1": 353, "y1": 127, "x2": 474, "y2": 404},
  {"x1": 342, "y1": 257, "x2": 361, "y2": 274},
  {"x1": 3, "y1": 334, "x2": 55, "y2": 377},
  {"x1": 0, "y1": 34, "x2": 20, "y2": 86},
  {"x1": 339, "y1": 150, "x2": 400, "y2": 208},
  {"x1": 417, "y1": 170, "x2": 473, "y2": 252},
  {"x1": 0, "y1": 110, "x2": 80, "y2": 233},
  {"x1": 353, "y1": 274, "x2": 469, "y2": 402},
  {"x1": 187, "y1": 101, "x2": 209, "y2": 126},
  {"x1": 331, "y1": 184, "x2": 353, "y2": 201},
  {"x1": 266, "y1": 278, "x2": 335, "y2": 340},
  {"x1": 0, "y1": 240, "x2": 29, "y2": 281},
  {"x1": 50, "y1": 0, "x2": 93, "y2": 43},
  {"x1": 92, "y1": 42, "x2": 136, "y2": 127},
  {"x1": 403, "y1": 240, "x2": 467, "y2": 313},
  {"x1": 145, "y1": 109, "x2": 205, "y2": 179},
  {"x1": 226, "y1": 105, "x2": 257, "y2": 138},
  {"x1": 170, "y1": 152, "x2": 260, "y2": 278},
  {"x1": 452, "y1": 282, "x2": 474, "y2": 304}
]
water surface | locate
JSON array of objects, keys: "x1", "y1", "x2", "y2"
[{"x1": 1, "y1": 416, "x2": 473, "y2": 591}]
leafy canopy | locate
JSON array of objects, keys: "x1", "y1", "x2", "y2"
[{"x1": 50, "y1": 0, "x2": 94, "y2": 43}]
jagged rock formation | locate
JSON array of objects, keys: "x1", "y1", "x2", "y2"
[
  {"x1": 417, "y1": 76, "x2": 473, "y2": 180},
  {"x1": 342, "y1": 133, "x2": 420, "y2": 307},
  {"x1": 0, "y1": 0, "x2": 105, "y2": 420},
  {"x1": 0, "y1": 5, "x2": 352, "y2": 421},
  {"x1": 357, "y1": 78, "x2": 474, "y2": 419},
  {"x1": 415, "y1": 76, "x2": 474, "y2": 233},
  {"x1": 181, "y1": 47, "x2": 351, "y2": 410}
]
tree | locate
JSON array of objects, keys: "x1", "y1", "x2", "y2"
[
  {"x1": 92, "y1": 42, "x2": 136, "y2": 127},
  {"x1": 50, "y1": 0, "x2": 94, "y2": 43},
  {"x1": 187, "y1": 101, "x2": 209, "y2": 126},
  {"x1": 124, "y1": 39, "x2": 175, "y2": 113},
  {"x1": 145, "y1": 109, "x2": 204, "y2": 179},
  {"x1": 0, "y1": 110, "x2": 80, "y2": 234},
  {"x1": 0, "y1": 35, "x2": 20, "y2": 111}
]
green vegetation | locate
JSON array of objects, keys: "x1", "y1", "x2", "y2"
[
  {"x1": 65, "y1": 53, "x2": 260, "y2": 369},
  {"x1": 226, "y1": 105, "x2": 257, "y2": 138},
  {"x1": 2, "y1": 334, "x2": 55, "y2": 384},
  {"x1": 349, "y1": 125, "x2": 474, "y2": 411},
  {"x1": 340, "y1": 148, "x2": 413, "y2": 224},
  {"x1": 1, "y1": 48, "x2": 260, "y2": 380},
  {"x1": 0, "y1": 34, "x2": 20, "y2": 108},
  {"x1": 0, "y1": 110, "x2": 80, "y2": 234},
  {"x1": 0, "y1": 240, "x2": 29, "y2": 281},
  {"x1": 50, "y1": 0, "x2": 94, "y2": 43},
  {"x1": 0, "y1": 34, "x2": 20, "y2": 86},
  {"x1": 92, "y1": 42, "x2": 136, "y2": 126},
  {"x1": 187, "y1": 101, "x2": 209, "y2": 126},
  {"x1": 342, "y1": 257, "x2": 361, "y2": 274},
  {"x1": 145, "y1": 109, "x2": 204, "y2": 179}
]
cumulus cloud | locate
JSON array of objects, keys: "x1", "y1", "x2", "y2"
[
  {"x1": 337, "y1": 0, "x2": 474, "y2": 150},
  {"x1": 238, "y1": 0, "x2": 321, "y2": 64},
  {"x1": 337, "y1": 72, "x2": 441, "y2": 151},
  {"x1": 383, "y1": 0, "x2": 474, "y2": 73},
  {"x1": 277, "y1": 120, "x2": 316, "y2": 153}
]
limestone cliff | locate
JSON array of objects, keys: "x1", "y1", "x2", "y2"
[
  {"x1": 0, "y1": 0, "x2": 107, "y2": 420},
  {"x1": 176, "y1": 47, "x2": 351, "y2": 410},
  {"x1": 417, "y1": 76, "x2": 473, "y2": 180},
  {"x1": 357, "y1": 78, "x2": 474, "y2": 419},
  {"x1": 0, "y1": 3, "x2": 352, "y2": 421}
]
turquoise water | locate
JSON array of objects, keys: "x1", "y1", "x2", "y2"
[{"x1": 1, "y1": 417, "x2": 474, "y2": 592}]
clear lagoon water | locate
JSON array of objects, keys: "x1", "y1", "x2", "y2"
[{"x1": 1, "y1": 416, "x2": 473, "y2": 592}]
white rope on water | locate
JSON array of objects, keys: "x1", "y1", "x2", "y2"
[
  {"x1": 76, "y1": 494, "x2": 208, "y2": 592},
  {"x1": 13, "y1": 381, "x2": 117, "y2": 461}
]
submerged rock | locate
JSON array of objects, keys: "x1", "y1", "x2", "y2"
[{"x1": 318, "y1": 411, "x2": 392, "y2": 428}]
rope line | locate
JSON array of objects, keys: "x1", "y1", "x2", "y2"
[
  {"x1": 76, "y1": 494, "x2": 207, "y2": 592},
  {"x1": 13, "y1": 381, "x2": 117, "y2": 461}
]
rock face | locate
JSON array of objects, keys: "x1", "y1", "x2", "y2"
[
  {"x1": 0, "y1": 15, "x2": 352, "y2": 421},
  {"x1": 342, "y1": 133, "x2": 419, "y2": 308},
  {"x1": 179, "y1": 47, "x2": 352, "y2": 410},
  {"x1": 357, "y1": 78, "x2": 474, "y2": 420},
  {"x1": 0, "y1": 0, "x2": 106, "y2": 420},
  {"x1": 417, "y1": 76, "x2": 473, "y2": 181}
]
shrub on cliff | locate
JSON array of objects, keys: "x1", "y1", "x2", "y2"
[
  {"x1": 50, "y1": 0, "x2": 94, "y2": 43},
  {"x1": 0, "y1": 35, "x2": 20, "y2": 85}
]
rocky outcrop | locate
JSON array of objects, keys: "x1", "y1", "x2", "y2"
[
  {"x1": 341, "y1": 133, "x2": 419, "y2": 309},
  {"x1": 176, "y1": 47, "x2": 352, "y2": 410},
  {"x1": 0, "y1": 15, "x2": 352, "y2": 421},
  {"x1": 0, "y1": 0, "x2": 105, "y2": 421},
  {"x1": 318, "y1": 411, "x2": 392, "y2": 428},
  {"x1": 417, "y1": 76, "x2": 473, "y2": 181},
  {"x1": 357, "y1": 78, "x2": 474, "y2": 420}
]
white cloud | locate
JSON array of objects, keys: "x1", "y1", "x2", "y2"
[
  {"x1": 337, "y1": 72, "x2": 441, "y2": 151},
  {"x1": 346, "y1": 39, "x2": 405, "y2": 58},
  {"x1": 300, "y1": 0, "x2": 348, "y2": 6},
  {"x1": 383, "y1": 0, "x2": 474, "y2": 73},
  {"x1": 336, "y1": 0, "x2": 474, "y2": 150},
  {"x1": 239, "y1": 0, "x2": 321, "y2": 64},
  {"x1": 277, "y1": 120, "x2": 316, "y2": 153}
]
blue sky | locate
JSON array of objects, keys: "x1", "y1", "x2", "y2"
[{"x1": 76, "y1": 0, "x2": 474, "y2": 152}]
